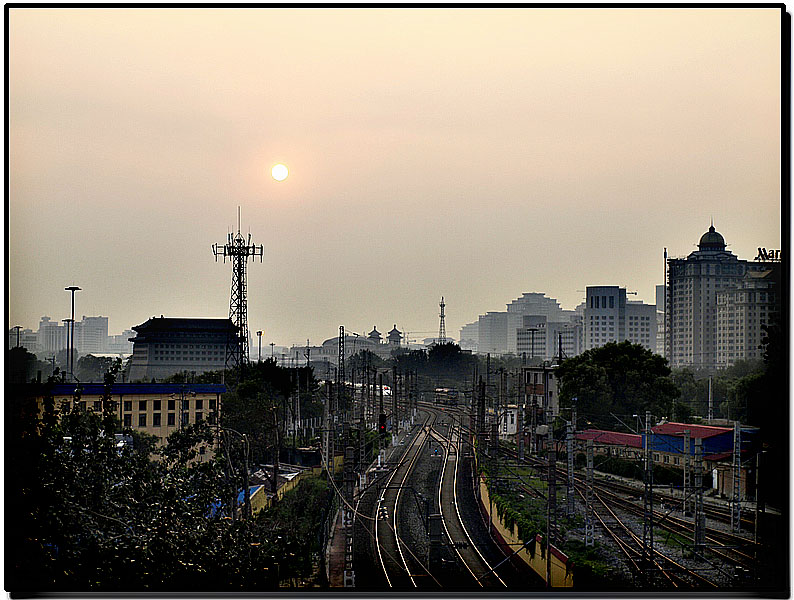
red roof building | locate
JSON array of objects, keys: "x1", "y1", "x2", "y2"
[
  {"x1": 651, "y1": 422, "x2": 731, "y2": 439},
  {"x1": 575, "y1": 429, "x2": 642, "y2": 448}
]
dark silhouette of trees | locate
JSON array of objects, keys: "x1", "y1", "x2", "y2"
[{"x1": 556, "y1": 341, "x2": 679, "y2": 430}]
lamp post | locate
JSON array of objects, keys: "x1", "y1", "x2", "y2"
[
  {"x1": 62, "y1": 319, "x2": 73, "y2": 380},
  {"x1": 257, "y1": 331, "x2": 263, "y2": 362},
  {"x1": 12, "y1": 325, "x2": 22, "y2": 348},
  {"x1": 270, "y1": 342, "x2": 275, "y2": 359},
  {"x1": 65, "y1": 286, "x2": 81, "y2": 381}
]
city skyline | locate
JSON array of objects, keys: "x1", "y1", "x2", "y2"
[{"x1": 9, "y1": 8, "x2": 782, "y2": 347}]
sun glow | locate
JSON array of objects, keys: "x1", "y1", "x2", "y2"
[{"x1": 271, "y1": 163, "x2": 289, "y2": 181}]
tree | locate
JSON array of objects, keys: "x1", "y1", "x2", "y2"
[
  {"x1": 75, "y1": 354, "x2": 117, "y2": 382},
  {"x1": 8, "y1": 361, "x2": 313, "y2": 592},
  {"x1": 556, "y1": 341, "x2": 679, "y2": 430}
]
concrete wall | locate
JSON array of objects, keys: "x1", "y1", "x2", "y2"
[{"x1": 479, "y1": 475, "x2": 573, "y2": 588}]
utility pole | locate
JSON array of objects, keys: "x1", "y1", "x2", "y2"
[
  {"x1": 566, "y1": 420, "x2": 575, "y2": 516},
  {"x1": 323, "y1": 381, "x2": 331, "y2": 474},
  {"x1": 546, "y1": 425, "x2": 556, "y2": 588},
  {"x1": 694, "y1": 438, "x2": 705, "y2": 555},
  {"x1": 391, "y1": 365, "x2": 398, "y2": 444},
  {"x1": 65, "y1": 286, "x2": 81, "y2": 381},
  {"x1": 642, "y1": 410, "x2": 654, "y2": 570},
  {"x1": 212, "y1": 208, "x2": 263, "y2": 375},
  {"x1": 518, "y1": 367, "x2": 526, "y2": 461},
  {"x1": 708, "y1": 376, "x2": 714, "y2": 421},
  {"x1": 683, "y1": 430, "x2": 691, "y2": 516},
  {"x1": 585, "y1": 439, "x2": 594, "y2": 547},
  {"x1": 732, "y1": 420, "x2": 742, "y2": 532},
  {"x1": 338, "y1": 326, "x2": 347, "y2": 451},
  {"x1": 343, "y1": 445, "x2": 355, "y2": 588}
]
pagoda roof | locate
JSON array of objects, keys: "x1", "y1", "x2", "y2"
[{"x1": 133, "y1": 317, "x2": 237, "y2": 333}]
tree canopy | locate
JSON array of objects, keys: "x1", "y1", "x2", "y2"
[{"x1": 556, "y1": 341, "x2": 680, "y2": 430}]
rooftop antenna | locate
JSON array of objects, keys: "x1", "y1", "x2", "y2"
[
  {"x1": 438, "y1": 296, "x2": 447, "y2": 344},
  {"x1": 212, "y1": 206, "x2": 264, "y2": 377}
]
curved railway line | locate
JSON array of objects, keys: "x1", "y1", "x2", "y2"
[
  {"x1": 366, "y1": 405, "x2": 525, "y2": 590},
  {"x1": 433, "y1": 412, "x2": 760, "y2": 590}
]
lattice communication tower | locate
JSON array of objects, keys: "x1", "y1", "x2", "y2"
[
  {"x1": 438, "y1": 296, "x2": 446, "y2": 344},
  {"x1": 213, "y1": 208, "x2": 263, "y2": 372}
]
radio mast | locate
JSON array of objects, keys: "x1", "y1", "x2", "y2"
[
  {"x1": 438, "y1": 296, "x2": 447, "y2": 344},
  {"x1": 212, "y1": 207, "x2": 263, "y2": 374}
]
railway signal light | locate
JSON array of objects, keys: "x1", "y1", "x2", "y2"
[{"x1": 379, "y1": 413, "x2": 387, "y2": 436}]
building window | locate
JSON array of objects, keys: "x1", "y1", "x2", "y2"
[
  {"x1": 196, "y1": 398, "x2": 203, "y2": 410},
  {"x1": 93, "y1": 400, "x2": 101, "y2": 411},
  {"x1": 168, "y1": 399, "x2": 175, "y2": 411},
  {"x1": 153, "y1": 400, "x2": 161, "y2": 411},
  {"x1": 124, "y1": 401, "x2": 132, "y2": 412},
  {"x1": 210, "y1": 398, "x2": 217, "y2": 410},
  {"x1": 139, "y1": 400, "x2": 147, "y2": 411},
  {"x1": 139, "y1": 414, "x2": 147, "y2": 427},
  {"x1": 167, "y1": 413, "x2": 175, "y2": 427},
  {"x1": 123, "y1": 414, "x2": 132, "y2": 428},
  {"x1": 181, "y1": 412, "x2": 189, "y2": 426},
  {"x1": 196, "y1": 412, "x2": 203, "y2": 423},
  {"x1": 153, "y1": 413, "x2": 161, "y2": 427},
  {"x1": 182, "y1": 399, "x2": 189, "y2": 411}
]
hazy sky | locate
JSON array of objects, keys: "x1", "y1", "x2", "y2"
[{"x1": 9, "y1": 8, "x2": 782, "y2": 347}]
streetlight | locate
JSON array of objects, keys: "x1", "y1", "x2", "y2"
[
  {"x1": 270, "y1": 342, "x2": 275, "y2": 359},
  {"x1": 65, "y1": 286, "x2": 81, "y2": 381},
  {"x1": 12, "y1": 325, "x2": 22, "y2": 348},
  {"x1": 62, "y1": 319, "x2": 73, "y2": 380},
  {"x1": 257, "y1": 331, "x2": 263, "y2": 362}
]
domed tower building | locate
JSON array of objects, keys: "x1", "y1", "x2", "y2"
[{"x1": 666, "y1": 223, "x2": 767, "y2": 370}]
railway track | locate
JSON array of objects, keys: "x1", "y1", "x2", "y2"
[
  {"x1": 430, "y1": 418, "x2": 508, "y2": 589},
  {"x1": 374, "y1": 411, "x2": 439, "y2": 589},
  {"x1": 496, "y1": 443, "x2": 756, "y2": 587}
]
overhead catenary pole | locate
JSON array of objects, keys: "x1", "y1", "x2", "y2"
[
  {"x1": 642, "y1": 410, "x2": 654, "y2": 570},
  {"x1": 566, "y1": 420, "x2": 575, "y2": 516},
  {"x1": 732, "y1": 420, "x2": 742, "y2": 531},
  {"x1": 694, "y1": 438, "x2": 705, "y2": 555},
  {"x1": 546, "y1": 424, "x2": 557, "y2": 588},
  {"x1": 585, "y1": 439, "x2": 594, "y2": 547},
  {"x1": 683, "y1": 429, "x2": 691, "y2": 516}
]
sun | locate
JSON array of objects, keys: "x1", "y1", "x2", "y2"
[{"x1": 271, "y1": 163, "x2": 289, "y2": 182}]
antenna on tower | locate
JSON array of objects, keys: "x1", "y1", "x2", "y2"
[
  {"x1": 438, "y1": 296, "x2": 447, "y2": 344},
  {"x1": 212, "y1": 207, "x2": 264, "y2": 378}
]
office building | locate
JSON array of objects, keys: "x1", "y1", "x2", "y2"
[
  {"x1": 666, "y1": 224, "x2": 766, "y2": 369},
  {"x1": 584, "y1": 286, "x2": 656, "y2": 352},
  {"x1": 715, "y1": 265, "x2": 780, "y2": 367}
]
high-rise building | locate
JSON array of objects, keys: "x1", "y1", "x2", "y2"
[
  {"x1": 76, "y1": 316, "x2": 109, "y2": 354},
  {"x1": 666, "y1": 224, "x2": 765, "y2": 369},
  {"x1": 37, "y1": 316, "x2": 67, "y2": 354},
  {"x1": 716, "y1": 265, "x2": 780, "y2": 367},
  {"x1": 584, "y1": 286, "x2": 656, "y2": 352},
  {"x1": 458, "y1": 322, "x2": 479, "y2": 352}
]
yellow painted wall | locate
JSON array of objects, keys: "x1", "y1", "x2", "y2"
[{"x1": 480, "y1": 477, "x2": 574, "y2": 588}]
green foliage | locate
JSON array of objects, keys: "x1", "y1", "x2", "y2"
[
  {"x1": 557, "y1": 341, "x2": 678, "y2": 429},
  {"x1": 7, "y1": 346, "x2": 51, "y2": 383},
  {"x1": 75, "y1": 355, "x2": 118, "y2": 383},
  {"x1": 261, "y1": 475, "x2": 331, "y2": 578},
  {"x1": 7, "y1": 362, "x2": 330, "y2": 592}
]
